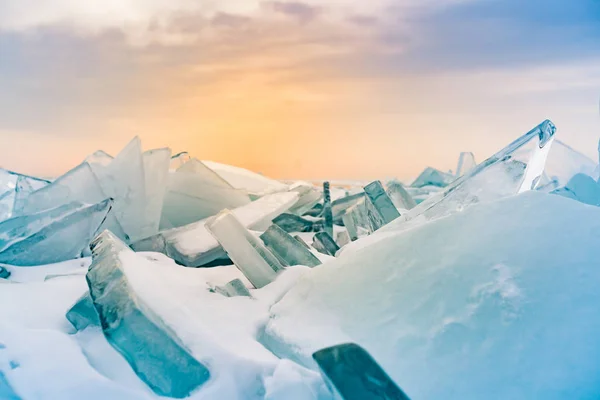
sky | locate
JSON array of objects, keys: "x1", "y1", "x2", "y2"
[{"x1": 0, "y1": 0, "x2": 599, "y2": 181}]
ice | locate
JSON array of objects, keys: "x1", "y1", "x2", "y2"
[
  {"x1": 287, "y1": 182, "x2": 322, "y2": 216},
  {"x1": 312, "y1": 232, "x2": 339, "y2": 256},
  {"x1": 263, "y1": 191, "x2": 600, "y2": 399},
  {"x1": 537, "y1": 139, "x2": 598, "y2": 192},
  {"x1": 260, "y1": 225, "x2": 322, "y2": 268},
  {"x1": 331, "y1": 192, "x2": 366, "y2": 221},
  {"x1": 214, "y1": 278, "x2": 252, "y2": 298},
  {"x1": 85, "y1": 150, "x2": 114, "y2": 166},
  {"x1": 169, "y1": 152, "x2": 191, "y2": 170},
  {"x1": 86, "y1": 231, "x2": 211, "y2": 397},
  {"x1": 206, "y1": 210, "x2": 284, "y2": 288},
  {"x1": 386, "y1": 179, "x2": 417, "y2": 211},
  {"x1": 88, "y1": 137, "x2": 147, "y2": 242},
  {"x1": 141, "y1": 148, "x2": 171, "y2": 238},
  {"x1": 66, "y1": 292, "x2": 99, "y2": 331},
  {"x1": 136, "y1": 191, "x2": 299, "y2": 267},
  {"x1": 0, "y1": 266, "x2": 10, "y2": 279},
  {"x1": 321, "y1": 182, "x2": 334, "y2": 237},
  {"x1": 0, "y1": 169, "x2": 49, "y2": 220},
  {"x1": 363, "y1": 181, "x2": 401, "y2": 231},
  {"x1": 410, "y1": 167, "x2": 455, "y2": 188},
  {"x1": 0, "y1": 371, "x2": 20, "y2": 400},
  {"x1": 161, "y1": 158, "x2": 251, "y2": 229},
  {"x1": 341, "y1": 212, "x2": 359, "y2": 241},
  {"x1": 203, "y1": 160, "x2": 289, "y2": 197},
  {"x1": 273, "y1": 213, "x2": 320, "y2": 233},
  {"x1": 20, "y1": 162, "x2": 128, "y2": 241},
  {"x1": 313, "y1": 343, "x2": 410, "y2": 400},
  {"x1": 455, "y1": 152, "x2": 476, "y2": 177},
  {"x1": 552, "y1": 173, "x2": 600, "y2": 206},
  {"x1": 389, "y1": 120, "x2": 556, "y2": 226},
  {"x1": 0, "y1": 199, "x2": 112, "y2": 266}
]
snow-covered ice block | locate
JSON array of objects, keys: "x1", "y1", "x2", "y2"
[
  {"x1": 455, "y1": 152, "x2": 476, "y2": 177},
  {"x1": 551, "y1": 173, "x2": 600, "y2": 206},
  {"x1": 312, "y1": 232, "x2": 339, "y2": 256},
  {"x1": 264, "y1": 191, "x2": 600, "y2": 399},
  {"x1": 141, "y1": 148, "x2": 171, "y2": 238},
  {"x1": 410, "y1": 167, "x2": 455, "y2": 188},
  {"x1": 161, "y1": 158, "x2": 251, "y2": 228},
  {"x1": 134, "y1": 191, "x2": 299, "y2": 267},
  {"x1": 206, "y1": 210, "x2": 284, "y2": 288},
  {"x1": 88, "y1": 137, "x2": 147, "y2": 242},
  {"x1": 203, "y1": 160, "x2": 289, "y2": 197},
  {"x1": 313, "y1": 343, "x2": 410, "y2": 400},
  {"x1": 0, "y1": 199, "x2": 112, "y2": 266},
  {"x1": 86, "y1": 230, "x2": 210, "y2": 397},
  {"x1": 363, "y1": 181, "x2": 400, "y2": 231},
  {"x1": 215, "y1": 278, "x2": 252, "y2": 298},
  {"x1": 260, "y1": 225, "x2": 322, "y2": 268},
  {"x1": 386, "y1": 180, "x2": 417, "y2": 211},
  {"x1": 393, "y1": 120, "x2": 557, "y2": 226},
  {"x1": 20, "y1": 162, "x2": 127, "y2": 241},
  {"x1": 66, "y1": 292, "x2": 99, "y2": 331}
]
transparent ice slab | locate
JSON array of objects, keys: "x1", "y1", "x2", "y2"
[
  {"x1": 456, "y1": 152, "x2": 476, "y2": 177},
  {"x1": 341, "y1": 212, "x2": 359, "y2": 241},
  {"x1": 86, "y1": 230, "x2": 210, "y2": 397},
  {"x1": 0, "y1": 169, "x2": 50, "y2": 220},
  {"x1": 141, "y1": 148, "x2": 171, "y2": 237},
  {"x1": 386, "y1": 180, "x2": 417, "y2": 211},
  {"x1": 391, "y1": 120, "x2": 557, "y2": 227},
  {"x1": 66, "y1": 292, "x2": 100, "y2": 331},
  {"x1": 537, "y1": 139, "x2": 597, "y2": 192},
  {"x1": 322, "y1": 182, "x2": 334, "y2": 237},
  {"x1": 288, "y1": 182, "x2": 322, "y2": 216},
  {"x1": 260, "y1": 224, "x2": 322, "y2": 267},
  {"x1": 273, "y1": 213, "x2": 321, "y2": 233},
  {"x1": 161, "y1": 159, "x2": 251, "y2": 229},
  {"x1": 214, "y1": 278, "x2": 252, "y2": 298},
  {"x1": 363, "y1": 181, "x2": 401, "y2": 231},
  {"x1": 331, "y1": 192, "x2": 366, "y2": 221},
  {"x1": 206, "y1": 210, "x2": 284, "y2": 288},
  {"x1": 0, "y1": 199, "x2": 113, "y2": 266},
  {"x1": 410, "y1": 167, "x2": 455, "y2": 188},
  {"x1": 170, "y1": 152, "x2": 191, "y2": 171},
  {"x1": 312, "y1": 231, "x2": 340, "y2": 256}
]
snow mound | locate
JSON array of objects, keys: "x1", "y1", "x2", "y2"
[{"x1": 264, "y1": 191, "x2": 600, "y2": 399}]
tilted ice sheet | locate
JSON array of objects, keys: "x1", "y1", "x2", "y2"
[
  {"x1": 203, "y1": 160, "x2": 289, "y2": 197},
  {"x1": 141, "y1": 148, "x2": 171, "y2": 237},
  {"x1": 537, "y1": 139, "x2": 598, "y2": 192},
  {"x1": 264, "y1": 192, "x2": 600, "y2": 399}
]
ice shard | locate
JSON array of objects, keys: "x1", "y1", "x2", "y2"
[
  {"x1": 456, "y1": 152, "x2": 476, "y2": 177},
  {"x1": 12, "y1": 175, "x2": 50, "y2": 216},
  {"x1": 86, "y1": 231, "x2": 210, "y2": 397},
  {"x1": 134, "y1": 191, "x2": 299, "y2": 267},
  {"x1": 288, "y1": 182, "x2": 322, "y2": 216},
  {"x1": 336, "y1": 230, "x2": 351, "y2": 248},
  {"x1": 170, "y1": 152, "x2": 191, "y2": 170},
  {"x1": 273, "y1": 213, "x2": 321, "y2": 233},
  {"x1": 322, "y1": 182, "x2": 334, "y2": 237},
  {"x1": 537, "y1": 140, "x2": 597, "y2": 192},
  {"x1": 161, "y1": 158, "x2": 251, "y2": 228},
  {"x1": 551, "y1": 173, "x2": 600, "y2": 206},
  {"x1": 66, "y1": 292, "x2": 100, "y2": 331},
  {"x1": 0, "y1": 169, "x2": 50, "y2": 220},
  {"x1": 410, "y1": 167, "x2": 455, "y2": 188},
  {"x1": 386, "y1": 180, "x2": 417, "y2": 210},
  {"x1": 88, "y1": 137, "x2": 147, "y2": 242},
  {"x1": 363, "y1": 181, "x2": 400, "y2": 231},
  {"x1": 341, "y1": 212, "x2": 359, "y2": 241},
  {"x1": 392, "y1": 120, "x2": 557, "y2": 227},
  {"x1": 260, "y1": 224, "x2": 322, "y2": 267},
  {"x1": 85, "y1": 150, "x2": 113, "y2": 166},
  {"x1": 20, "y1": 162, "x2": 127, "y2": 241},
  {"x1": 214, "y1": 279, "x2": 252, "y2": 298},
  {"x1": 313, "y1": 343, "x2": 411, "y2": 400},
  {"x1": 312, "y1": 231, "x2": 340, "y2": 256},
  {"x1": 331, "y1": 192, "x2": 366, "y2": 221},
  {"x1": 0, "y1": 199, "x2": 112, "y2": 266},
  {"x1": 141, "y1": 148, "x2": 171, "y2": 237},
  {"x1": 202, "y1": 160, "x2": 289, "y2": 197},
  {"x1": 294, "y1": 235, "x2": 311, "y2": 249},
  {"x1": 206, "y1": 210, "x2": 284, "y2": 288}
]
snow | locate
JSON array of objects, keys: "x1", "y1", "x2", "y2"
[{"x1": 263, "y1": 191, "x2": 600, "y2": 399}]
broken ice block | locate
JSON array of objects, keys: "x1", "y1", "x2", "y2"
[
  {"x1": 215, "y1": 279, "x2": 252, "y2": 298},
  {"x1": 341, "y1": 212, "x2": 359, "y2": 241},
  {"x1": 551, "y1": 173, "x2": 600, "y2": 206},
  {"x1": 456, "y1": 152, "x2": 476, "y2": 177},
  {"x1": 336, "y1": 230, "x2": 351, "y2": 248},
  {"x1": 288, "y1": 182, "x2": 322, "y2": 216},
  {"x1": 170, "y1": 151, "x2": 191, "y2": 170},
  {"x1": 393, "y1": 120, "x2": 557, "y2": 226},
  {"x1": 294, "y1": 235, "x2": 311, "y2": 249},
  {"x1": 20, "y1": 162, "x2": 127, "y2": 241},
  {"x1": 386, "y1": 180, "x2": 417, "y2": 210},
  {"x1": 87, "y1": 231, "x2": 210, "y2": 397},
  {"x1": 0, "y1": 199, "x2": 113, "y2": 266},
  {"x1": 85, "y1": 150, "x2": 113, "y2": 166},
  {"x1": 141, "y1": 148, "x2": 171, "y2": 238},
  {"x1": 161, "y1": 158, "x2": 251, "y2": 228},
  {"x1": 66, "y1": 292, "x2": 99, "y2": 331},
  {"x1": 260, "y1": 225, "x2": 322, "y2": 267},
  {"x1": 322, "y1": 182, "x2": 334, "y2": 237},
  {"x1": 537, "y1": 140, "x2": 597, "y2": 192},
  {"x1": 273, "y1": 213, "x2": 321, "y2": 233},
  {"x1": 202, "y1": 160, "x2": 289, "y2": 197},
  {"x1": 313, "y1": 343, "x2": 411, "y2": 400},
  {"x1": 312, "y1": 231, "x2": 340, "y2": 256},
  {"x1": 363, "y1": 181, "x2": 400, "y2": 231},
  {"x1": 331, "y1": 192, "x2": 366, "y2": 221},
  {"x1": 0, "y1": 266, "x2": 10, "y2": 279},
  {"x1": 12, "y1": 174, "x2": 50, "y2": 216},
  {"x1": 206, "y1": 210, "x2": 284, "y2": 288},
  {"x1": 411, "y1": 167, "x2": 455, "y2": 188},
  {"x1": 0, "y1": 169, "x2": 50, "y2": 220},
  {"x1": 88, "y1": 137, "x2": 147, "y2": 242}
]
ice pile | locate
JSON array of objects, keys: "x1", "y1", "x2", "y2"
[{"x1": 3, "y1": 118, "x2": 600, "y2": 399}]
